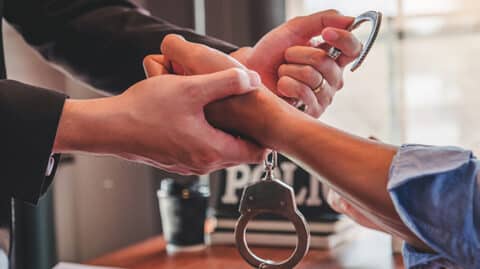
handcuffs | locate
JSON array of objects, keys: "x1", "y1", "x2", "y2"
[{"x1": 234, "y1": 11, "x2": 383, "y2": 269}]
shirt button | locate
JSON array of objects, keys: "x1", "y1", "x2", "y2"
[{"x1": 45, "y1": 155, "x2": 55, "y2": 177}]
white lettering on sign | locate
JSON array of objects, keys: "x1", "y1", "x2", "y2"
[
  {"x1": 221, "y1": 161, "x2": 323, "y2": 206},
  {"x1": 221, "y1": 165, "x2": 250, "y2": 204},
  {"x1": 280, "y1": 162, "x2": 296, "y2": 186},
  {"x1": 306, "y1": 175, "x2": 322, "y2": 206}
]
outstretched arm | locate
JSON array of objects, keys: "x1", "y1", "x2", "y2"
[{"x1": 146, "y1": 35, "x2": 430, "y2": 251}]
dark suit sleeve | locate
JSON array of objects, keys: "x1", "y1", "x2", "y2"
[
  {"x1": 4, "y1": 0, "x2": 239, "y2": 95},
  {"x1": 0, "y1": 80, "x2": 66, "y2": 204}
]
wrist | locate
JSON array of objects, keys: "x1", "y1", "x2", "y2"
[
  {"x1": 205, "y1": 88, "x2": 303, "y2": 150},
  {"x1": 53, "y1": 97, "x2": 125, "y2": 155},
  {"x1": 230, "y1": 47, "x2": 254, "y2": 67}
]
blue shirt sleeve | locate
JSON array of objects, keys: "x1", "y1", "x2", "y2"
[{"x1": 388, "y1": 144, "x2": 480, "y2": 269}]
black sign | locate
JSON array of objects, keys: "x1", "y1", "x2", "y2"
[{"x1": 210, "y1": 154, "x2": 339, "y2": 222}]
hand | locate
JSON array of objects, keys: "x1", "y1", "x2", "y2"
[
  {"x1": 54, "y1": 68, "x2": 266, "y2": 175},
  {"x1": 143, "y1": 39, "x2": 431, "y2": 252},
  {"x1": 231, "y1": 10, "x2": 362, "y2": 117},
  {"x1": 149, "y1": 10, "x2": 362, "y2": 118},
  {"x1": 143, "y1": 35, "x2": 300, "y2": 150}
]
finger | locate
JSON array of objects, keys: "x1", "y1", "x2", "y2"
[
  {"x1": 322, "y1": 27, "x2": 362, "y2": 58},
  {"x1": 277, "y1": 76, "x2": 322, "y2": 117},
  {"x1": 278, "y1": 64, "x2": 323, "y2": 89},
  {"x1": 285, "y1": 46, "x2": 344, "y2": 90},
  {"x1": 310, "y1": 41, "x2": 355, "y2": 68},
  {"x1": 322, "y1": 27, "x2": 363, "y2": 67},
  {"x1": 143, "y1": 55, "x2": 171, "y2": 77},
  {"x1": 207, "y1": 127, "x2": 267, "y2": 165},
  {"x1": 315, "y1": 81, "x2": 335, "y2": 109},
  {"x1": 287, "y1": 10, "x2": 354, "y2": 42},
  {"x1": 161, "y1": 34, "x2": 246, "y2": 75},
  {"x1": 188, "y1": 68, "x2": 261, "y2": 105}
]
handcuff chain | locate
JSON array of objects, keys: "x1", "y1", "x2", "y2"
[{"x1": 263, "y1": 151, "x2": 278, "y2": 180}]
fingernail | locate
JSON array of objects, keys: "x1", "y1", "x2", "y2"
[
  {"x1": 323, "y1": 29, "x2": 339, "y2": 42},
  {"x1": 247, "y1": 70, "x2": 262, "y2": 88}
]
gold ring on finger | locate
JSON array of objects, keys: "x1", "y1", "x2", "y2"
[{"x1": 312, "y1": 77, "x2": 326, "y2": 94}]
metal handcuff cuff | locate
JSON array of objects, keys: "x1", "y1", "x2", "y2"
[{"x1": 234, "y1": 11, "x2": 382, "y2": 269}]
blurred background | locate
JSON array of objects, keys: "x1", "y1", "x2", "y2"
[{"x1": 5, "y1": 0, "x2": 480, "y2": 267}]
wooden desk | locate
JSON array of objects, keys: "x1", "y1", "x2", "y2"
[{"x1": 87, "y1": 229, "x2": 404, "y2": 269}]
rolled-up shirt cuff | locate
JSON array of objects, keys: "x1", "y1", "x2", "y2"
[
  {"x1": 402, "y1": 243, "x2": 458, "y2": 268},
  {"x1": 1, "y1": 80, "x2": 66, "y2": 204},
  {"x1": 387, "y1": 144, "x2": 473, "y2": 190},
  {"x1": 387, "y1": 144, "x2": 477, "y2": 268}
]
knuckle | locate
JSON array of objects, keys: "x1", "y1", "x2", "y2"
[
  {"x1": 300, "y1": 65, "x2": 318, "y2": 84},
  {"x1": 297, "y1": 84, "x2": 310, "y2": 101},
  {"x1": 163, "y1": 34, "x2": 177, "y2": 45},
  {"x1": 227, "y1": 68, "x2": 249, "y2": 93},
  {"x1": 335, "y1": 78, "x2": 344, "y2": 90},
  {"x1": 162, "y1": 34, "x2": 180, "y2": 51},
  {"x1": 278, "y1": 64, "x2": 288, "y2": 77},
  {"x1": 277, "y1": 76, "x2": 290, "y2": 90},
  {"x1": 142, "y1": 55, "x2": 154, "y2": 66},
  {"x1": 312, "y1": 108, "x2": 322, "y2": 118},
  {"x1": 310, "y1": 50, "x2": 328, "y2": 67}
]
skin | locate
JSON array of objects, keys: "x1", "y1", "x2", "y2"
[
  {"x1": 53, "y1": 69, "x2": 266, "y2": 175},
  {"x1": 54, "y1": 10, "x2": 360, "y2": 175},
  {"x1": 145, "y1": 35, "x2": 432, "y2": 252},
  {"x1": 154, "y1": 10, "x2": 362, "y2": 117}
]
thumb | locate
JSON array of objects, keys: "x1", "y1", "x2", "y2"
[
  {"x1": 287, "y1": 10, "x2": 354, "y2": 43},
  {"x1": 161, "y1": 34, "x2": 246, "y2": 75},
  {"x1": 250, "y1": 11, "x2": 353, "y2": 65},
  {"x1": 189, "y1": 68, "x2": 261, "y2": 105}
]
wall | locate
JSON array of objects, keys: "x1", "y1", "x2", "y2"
[{"x1": 3, "y1": 22, "x2": 160, "y2": 262}]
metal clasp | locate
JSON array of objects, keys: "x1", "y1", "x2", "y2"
[
  {"x1": 328, "y1": 10, "x2": 383, "y2": 72},
  {"x1": 234, "y1": 178, "x2": 310, "y2": 269}
]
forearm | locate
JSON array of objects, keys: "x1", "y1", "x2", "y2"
[
  {"x1": 206, "y1": 89, "x2": 428, "y2": 249},
  {"x1": 53, "y1": 98, "x2": 127, "y2": 156}
]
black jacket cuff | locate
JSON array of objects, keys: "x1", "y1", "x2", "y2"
[{"x1": 0, "y1": 80, "x2": 66, "y2": 204}]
